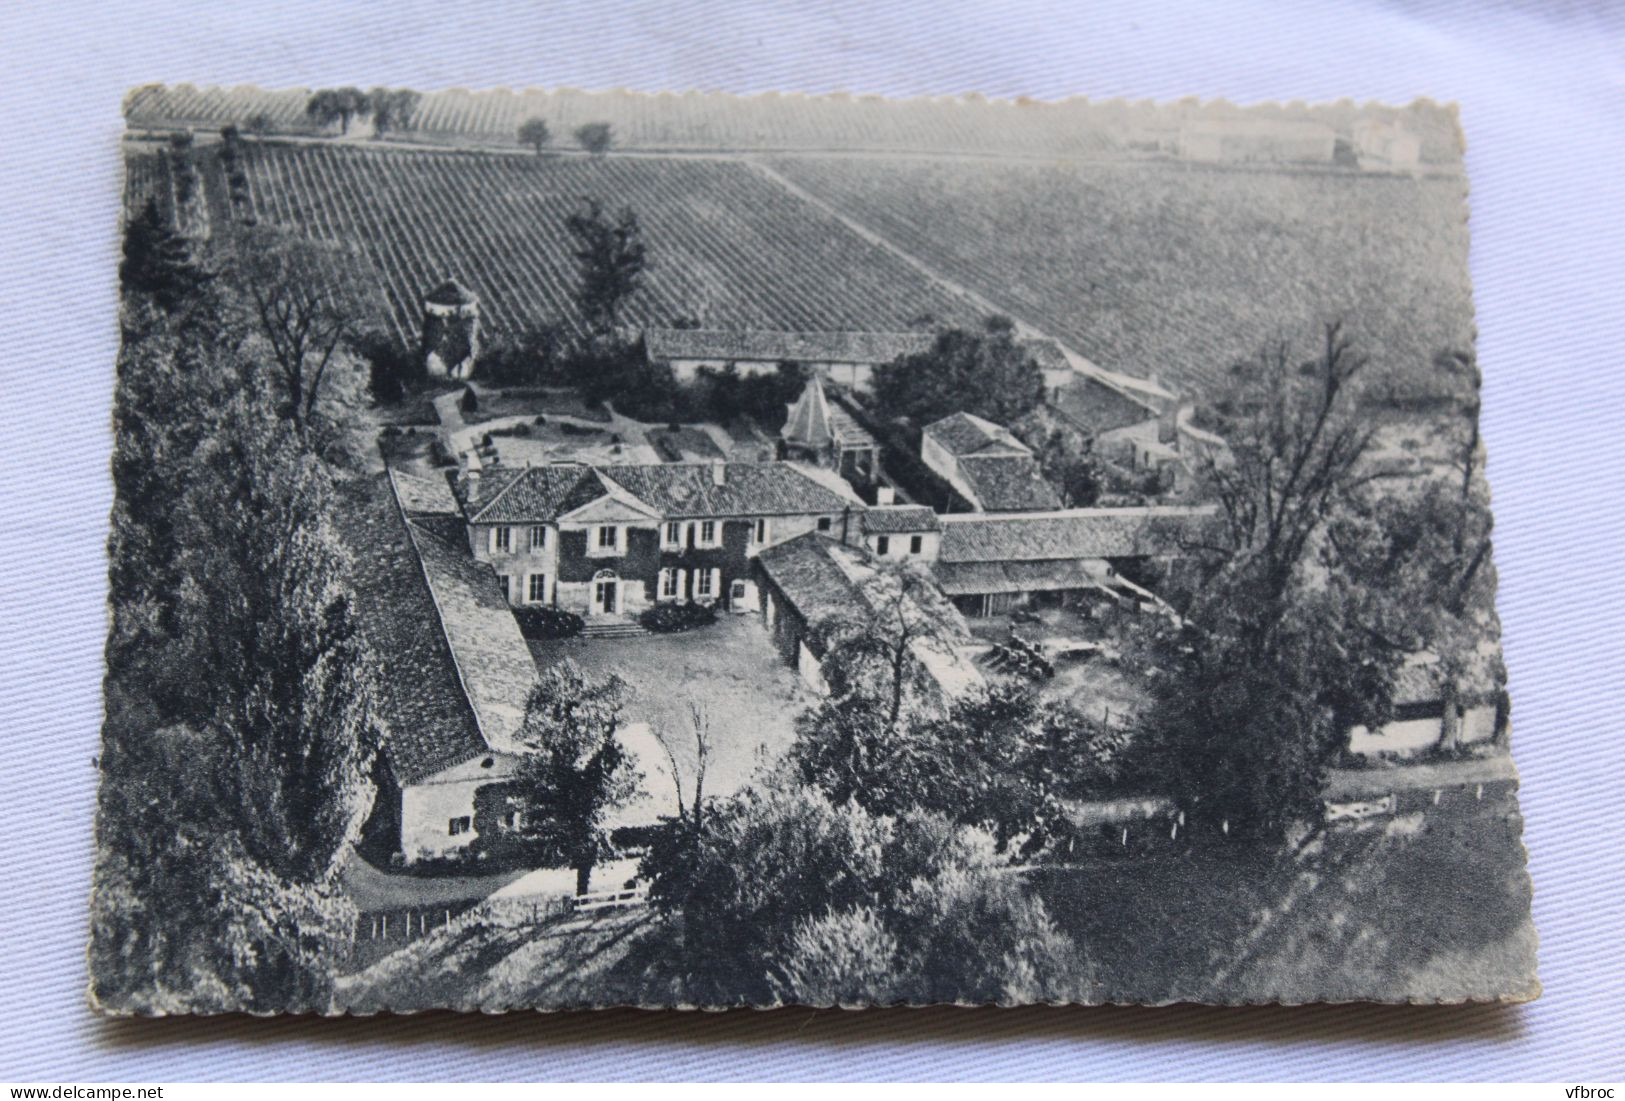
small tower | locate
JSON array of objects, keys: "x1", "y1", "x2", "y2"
[
  {"x1": 421, "y1": 279, "x2": 481, "y2": 381},
  {"x1": 780, "y1": 376, "x2": 879, "y2": 485},
  {"x1": 780, "y1": 375, "x2": 837, "y2": 465}
]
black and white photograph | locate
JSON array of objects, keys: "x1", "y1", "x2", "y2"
[{"x1": 92, "y1": 84, "x2": 1537, "y2": 1015}]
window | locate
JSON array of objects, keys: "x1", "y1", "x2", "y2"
[
  {"x1": 817, "y1": 516, "x2": 833, "y2": 532},
  {"x1": 595, "y1": 524, "x2": 621, "y2": 553},
  {"x1": 528, "y1": 526, "x2": 547, "y2": 551},
  {"x1": 910, "y1": 534, "x2": 924, "y2": 555},
  {"x1": 659, "y1": 567, "x2": 681, "y2": 599},
  {"x1": 663, "y1": 521, "x2": 684, "y2": 549},
  {"x1": 497, "y1": 574, "x2": 512, "y2": 601},
  {"x1": 695, "y1": 568, "x2": 717, "y2": 599},
  {"x1": 697, "y1": 520, "x2": 719, "y2": 547},
  {"x1": 751, "y1": 517, "x2": 769, "y2": 545},
  {"x1": 448, "y1": 816, "x2": 472, "y2": 837},
  {"x1": 491, "y1": 526, "x2": 512, "y2": 553},
  {"x1": 875, "y1": 535, "x2": 891, "y2": 555},
  {"x1": 527, "y1": 573, "x2": 547, "y2": 603}
]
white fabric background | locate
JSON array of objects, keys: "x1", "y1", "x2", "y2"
[{"x1": 1, "y1": 0, "x2": 1621, "y2": 1081}]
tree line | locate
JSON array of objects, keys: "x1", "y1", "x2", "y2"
[{"x1": 98, "y1": 206, "x2": 386, "y2": 1011}]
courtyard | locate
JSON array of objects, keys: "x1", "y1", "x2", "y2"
[{"x1": 528, "y1": 613, "x2": 819, "y2": 809}]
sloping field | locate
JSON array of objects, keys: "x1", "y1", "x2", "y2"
[
  {"x1": 125, "y1": 84, "x2": 1119, "y2": 157},
  {"x1": 770, "y1": 156, "x2": 1476, "y2": 397},
  {"x1": 185, "y1": 142, "x2": 982, "y2": 344},
  {"x1": 1034, "y1": 788, "x2": 1534, "y2": 1004}
]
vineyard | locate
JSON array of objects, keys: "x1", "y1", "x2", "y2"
[
  {"x1": 122, "y1": 134, "x2": 1478, "y2": 403},
  {"x1": 125, "y1": 85, "x2": 1463, "y2": 165},
  {"x1": 125, "y1": 84, "x2": 1121, "y2": 157},
  {"x1": 127, "y1": 141, "x2": 983, "y2": 345},
  {"x1": 769, "y1": 156, "x2": 1476, "y2": 398}
]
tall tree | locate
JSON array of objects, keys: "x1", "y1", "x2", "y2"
[
  {"x1": 172, "y1": 391, "x2": 384, "y2": 881},
  {"x1": 95, "y1": 318, "x2": 384, "y2": 1010},
  {"x1": 368, "y1": 88, "x2": 421, "y2": 136},
  {"x1": 1135, "y1": 321, "x2": 1406, "y2": 838},
  {"x1": 510, "y1": 661, "x2": 643, "y2": 893},
  {"x1": 120, "y1": 198, "x2": 212, "y2": 315},
  {"x1": 229, "y1": 226, "x2": 371, "y2": 431},
  {"x1": 305, "y1": 88, "x2": 371, "y2": 134},
  {"x1": 871, "y1": 316, "x2": 1046, "y2": 427},
  {"x1": 575, "y1": 121, "x2": 613, "y2": 154},
  {"x1": 564, "y1": 198, "x2": 647, "y2": 336},
  {"x1": 811, "y1": 559, "x2": 967, "y2": 731},
  {"x1": 518, "y1": 117, "x2": 552, "y2": 155}
]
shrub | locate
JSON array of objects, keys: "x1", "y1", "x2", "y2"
[
  {"x1": 513, "y1": 605, "x2": 584, "y2": 639},
  {"x1": 459, "y1": 385, "x2": 478, "y2": 414},
  {"x1": 639, "y1": 602, "x2": 717, "y2": 634},
  {"x1": 355, "y1": 330, "x2": 426, "y2": 402}
]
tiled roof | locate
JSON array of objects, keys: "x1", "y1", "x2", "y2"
[
  {"x1": 392, "y1": 469, "x2": 462, "y2": 516},
  {"x1": 955, "y1": 455, "x2": 1064, "y2": 512},
  {"x1": 861, "y1": 504, "x2": 941, "y2": 535},
  {"x1": 924, "y1": 411, "x2": 1030, "y2": 458},
  {"x1": 464, "y1": 464, "x2": 611, "y2": 524},
  {"x1": 782, "y1": 377, "x2": 878, "y2": 451},
  {"x1": 758, "y1": 533, "x2": 984, "y2": 696},
  {"x1": 935, "y1": 558, "x2": 1105, "y2": 596},
  {"x1": 938, "y1": 506, "x2": 1216, "y2": 563},
  {"x1": 460, "y1": 460, "x2": 864, "y2": 523},
  {"x1": 335, "y1": 474, "x2": 488, "y2": 785},
  {"x1": 755, "y1": 533, "x2": 863, "y2": 633},
  {"x1": 646, "y1": 328, "x2": 934, "y2": 366},
  {"x1": 604, "y1": 462, "x2": 862, "y2": 518},
  {"x1": 1050, "y1": 373, "x2": 1161, "y2": 436},
  {"x1": 396, "y1": 472, "x2": 537, "y2": 757}
]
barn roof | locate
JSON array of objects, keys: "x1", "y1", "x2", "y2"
[
  {"x1": 646, "y1": 328, "x2": 934, "y2": 366},
  {"x1": 336, "y1": 472, "x2": 517, "y2": 785},
  {"x1": 937, "y1": 506, "x2": 1215, "y2": 563},
  {"x1": 934, "y1": 558, "x2": 1106, "y2": 596},
  {"x1": 923, "y1": 411, "x2": 1031, "y2": 458},
  {"x1": 860, "y1": 504, "x2": 941, "y2": 535},
  {"x1": 955, "y1": 455, "x2": 1064, "y2": 512},
  {"x1": 1050, "y1": 372, "x2": 1163, "y2": 435},
  {"x1": 604, "y1": 461, "x2": 863, "y2": 518},
  {"x1": 754, "y1": 533, "x2": 864, "y2": 633}
]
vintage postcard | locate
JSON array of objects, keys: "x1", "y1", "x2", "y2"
[{"x1": 94, "y1": 86, "x2": 1535, "y2": 1013}]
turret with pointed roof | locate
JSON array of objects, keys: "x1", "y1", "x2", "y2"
[{"x1": 779, "y1": 376, "x2": 879, "y2": 486}]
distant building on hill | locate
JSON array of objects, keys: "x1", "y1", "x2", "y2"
[
  {"x1": 643, "y1": 328, "x2": 1074, "y2": 393},
  {"x1": 1353, "y1": 119, "x2": 1422, "y2": 172},
  {"x1": 1177, "y1": 118, "x2": 1336, "y2": 165},
  {"x1": 421, "y1": 279, "x2": 480, "y2": 380}
]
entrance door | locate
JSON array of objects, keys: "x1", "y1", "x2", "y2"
[{"x1": 592, "y1": 572, "x2": 619, "y2": 615}]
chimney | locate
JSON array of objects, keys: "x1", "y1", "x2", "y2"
[
  {"x1": 875, "y1": 485, "x2": 895, "y2": 506},
  {"x1": 462, "y1": 448, "x2": 483, "y2": 503},
  {"x1": 711, "y1": 462, "x2": 726, "y2": 487}
]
